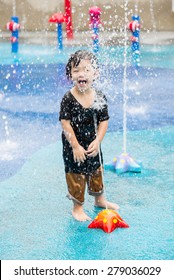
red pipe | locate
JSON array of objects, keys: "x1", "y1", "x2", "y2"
[{"x1": 64, "y1": 0, "x2": 73, "y2": 39}]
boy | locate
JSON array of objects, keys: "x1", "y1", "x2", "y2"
[{"x1": 59, "y1": 50, "x2": 119, "y2": 221}]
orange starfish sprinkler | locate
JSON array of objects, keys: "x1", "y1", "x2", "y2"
[{"x1": 88, "y1": 209, "x2": 129, "y2": 233}]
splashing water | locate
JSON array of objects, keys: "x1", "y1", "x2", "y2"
[
  {"x1": 92, "y1": 92, "x2": 107, "y2": 111},
  {"x1": 123, "y1": 0, "x2": 129, "y2": 153},
  {"x1": 93, "y1": 113, "x2": 108, "y2": 210},
  {"x1": 12, "y1": 0, "x2": 16, "y2": 16},
  {"x1": 2, "y1": 115, "x2": 10, "y2": 143},
  {"x1": 149, "y1": 0, "x2": 158, "y2": 48}
]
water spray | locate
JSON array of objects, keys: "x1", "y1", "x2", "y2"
[
  {"x1": 149, "y1": 0, "x2": 157, "y2": 47},
  {"x1": 104, "y1": 0, "x2": 141, "y2": 174},
  {"x1": 93, "y1": 113, "x2": 107, "y2": 210}
]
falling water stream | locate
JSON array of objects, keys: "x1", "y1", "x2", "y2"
[
  {"x1": 122, "y1": 0, "x2": 128, "y2": 153},
  {"x1": 2, "y1": 115, "x2": 10, "y2": 144},
  {"x1": 149, "y1": 0, "x2": 157, "y2": 33},
  {"x1": 149, "y1": 0, "x2": 158, "y2": 49},
  {"x1": 12, "y1": 0, "x2": 16, "y2": 16}
]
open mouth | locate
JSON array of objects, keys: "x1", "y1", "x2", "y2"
[{"x1": 78, "y1": 79, "x2": 87, "y2": 86}]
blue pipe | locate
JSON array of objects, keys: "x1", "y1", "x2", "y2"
[
  {"x1": 93, "y1": 26, "x2": 99, "y2": 53},
  {"x1": 57, "y1": 23, "x2": 63, "y2": 50},
  {"x1": 11, "y1": 16, "x2": 19, "y2": 53}
]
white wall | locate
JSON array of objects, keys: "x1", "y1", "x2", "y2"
[{"x1": 0, "y1": 0, "x2": 174, "y2": 31}]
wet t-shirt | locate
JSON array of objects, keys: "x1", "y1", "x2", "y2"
[{"x1": 59, "y1": 90, "x2": 109, "y2": 174}]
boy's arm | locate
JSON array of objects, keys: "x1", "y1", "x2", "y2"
[
  {"x1": 61, "y1": 119, "x2": 79, "y2": 149},
  {"x1": 87, "y1": 120, "x2": 108, "y2": 157},
  {"x1": 61, "y1": 119, "x2": 87, "y2": 163},
  {"x1": 96, "y1": 119, "x2": 108, "y2": 143}
]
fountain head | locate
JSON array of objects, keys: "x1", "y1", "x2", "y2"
[
  {"x1": 10, "y1": 36, "x2": 18, "y2": 43},
  {"x1": 49, "y1": 13, "x2": 66, "y2": 50},
  {"x1": 49, "y1": 13, "x2": 65, "y2": 24},
  {"x1": 89, "y1": 6, "x2": 102, "y2": 53},
  {"x1": 104, "y1": 153, "x2": 141, "y2": 174},
  {"x1": 6, "y1": 21, "x2": 20, "y2": 32},
  {"x1": 89, "y1": 6, "x2": 102, "y2": 27},
  {"x1": 127, "y1": 20, "x2": 140, "y2": 32}
]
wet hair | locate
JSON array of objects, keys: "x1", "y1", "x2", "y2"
[{"x1": 66, "y1": 50, "x2": 99, "y2": 79}]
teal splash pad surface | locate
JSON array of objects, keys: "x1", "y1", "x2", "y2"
[
  {"x1": 0, "y1": 126, "x2": 173, "y2": 260},
  {"x1": 1, "y1": 43, "x2": 174, "y2": 69}
]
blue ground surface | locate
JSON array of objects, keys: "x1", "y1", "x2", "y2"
[{"x1": 0, "y1": 44, "x2": 174, "y2": 260}]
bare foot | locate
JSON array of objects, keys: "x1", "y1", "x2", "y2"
[
  {"x1": 95, "y1": 195, "x2": 120, "y2": 210},
  {"x1": 72, "y1": 204, "x2": 91, "y2": 222}
]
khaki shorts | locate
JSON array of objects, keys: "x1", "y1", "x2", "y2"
[{"x1": 65, "y1": 167, "x2": 104, "y2": 205}]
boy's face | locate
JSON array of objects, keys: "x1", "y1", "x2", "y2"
[{"x1": 71, "y1": 59, "x2": 98, "y2": 93}]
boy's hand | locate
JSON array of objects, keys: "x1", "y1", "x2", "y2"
[
  {"x1": 73, "y1": 145, "x2": 87, "y2": 163},
  {"x1": 87, "y1": 138, "x2": 99, "y2": 157}
]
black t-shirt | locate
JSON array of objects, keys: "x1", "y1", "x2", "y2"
[{"x1": 59, "y1": 90, "x2": 109, "y2": 174}]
